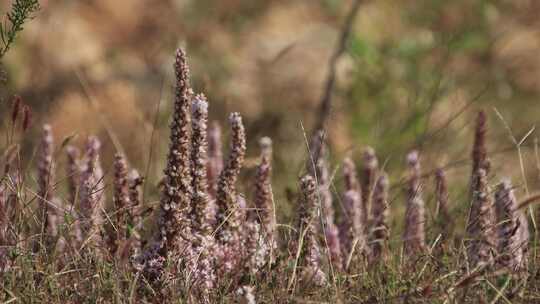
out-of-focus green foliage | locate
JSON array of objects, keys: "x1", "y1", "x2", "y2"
[{"x1": 0, "y1": 0, "x2": 40, "y2": 59}]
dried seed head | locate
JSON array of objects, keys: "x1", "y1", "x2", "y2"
[{"x1": 403, "y1": 150, "x2": 426, "y2": 256}]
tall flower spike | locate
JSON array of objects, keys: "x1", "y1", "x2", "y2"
[
  {"x1": 65, "y1": 146, "x2": 83, "y2": 247},
  {"x1": 128, "y1": 169, "x2": 144, "y2": 255},
  {"x1": 66, "y1": 146, "x2": 81, "y2": 206},
  {"x1": 189, "y1": 94, "x2": 217, "y2": 296},
  {"x1": 361, "y1": 147, "x2": 378, "y2": 233},
  {"x1": 340, "y1": 156, "x2": 364, "y2": 267},
  {"x1": 296, "y1": 175, "x2": 327, "y2": 286},
  {"x1": 343, "y1": 157, "x2": 360, "y2": 192},
  {"x1": 403, "y1": 151, "x2": 426, "y2": 256},
  {"x1": 207, "y1": 121, "x2": 223, "y2": 200},
  {"x1": 471, "y1": 111, "x2": 490, "y2": 176},
  {"x1": 252, "y1": 137, "x2": 276, "y2": 257},
  {"x1": 215, "y1": 112, "x2": 246, "y2": 273},
  {"x1": 466, "y1": 168, "x2": 493, "y2": 269},
  {"x1": 494, "y1": 180, "x2": 528, "y2": 271},
  {"x1": 370, "y1": 172, "x2": 390, "y2": 263},
  {"x1": 306, "y1": 130, "x2": 343, "y2": 271},
  {"x1": 111, "y1": 153, "x2": 131, "y2": 256},
  {"x1": 79, "y1": 137, "x2": 106, "y2": 245},
  {"x1": 244, "y1": 137, "x2": 276, "y2": 274},
  {"x1": 466, "y1": 111, "x2": 495, "y2": 268},
  {"x1": 339, "y1": 189, "x2": 363, "y2": 269},
  {"x1": 435, "y1": 168, "x2": 452, "y2": 239},
  {"x1": 190, "y1": 94, "x2": 214, "y2": 235},
  {"x1": 36, "y1": 125, "x2": 56, "y2": 239},
  {"x1": 157, "y1": 47, "x2": 194, "y2": 258}
]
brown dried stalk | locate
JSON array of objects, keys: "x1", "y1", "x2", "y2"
[
  {"x1": 215, "y1": 112, "x2": 246, "y2": 273},
  {"x1": 494, "y1": 179, "x2": 529, "y2": 271},
  {"x1": 403, "y1": 150, "x2": 426, "y2": 256},
  {"x1": 361, "y1": 146, "x2": 378, "y2": 234},
  {"x1": 370, "y1": 172, "x2": 389, "y2": 263},
  {"x1": 296, "y1": 175, "x2": 326, "y2": 286}
]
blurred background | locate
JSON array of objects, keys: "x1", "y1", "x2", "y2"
[{"x1": 2, "y1": 0, "x2": 540, "y2": 230}]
